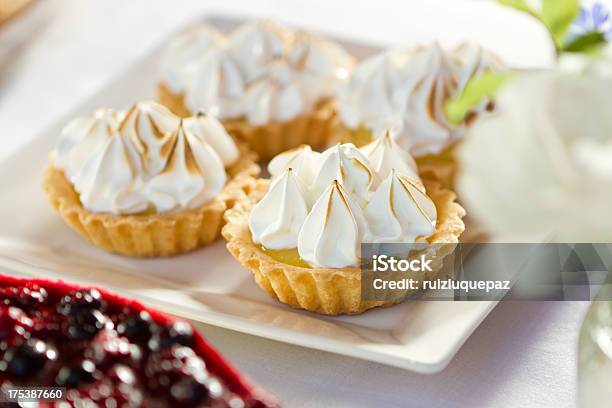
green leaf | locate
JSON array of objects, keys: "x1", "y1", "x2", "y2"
[
  {"x1": 445, "y1": 71, "x2": 510, "y2": 125},
  {"x1": 563, "y1": 31, "x2": 608, "y2": 53},
  {"x1": 497, "y1": 0, "x2": 580, "y2": 54},
  {"x1": 540, "y1": 0, "x2": 580, "y2": 49}
]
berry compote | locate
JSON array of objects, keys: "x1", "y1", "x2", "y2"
[{"x1": 0, "y1": 275, "x2": 278, "y2": 408}]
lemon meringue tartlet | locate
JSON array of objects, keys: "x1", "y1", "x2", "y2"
[
  {"x1": 336, "y1": 42, "x2": 503, "y2": 187},
  {"x1": 43, "y1": 101, "x2": 259, "y2": 257},
  {"x1": 158, "y1": 20, "x2": 355, "y2": 161},
  {"x1": 222, "y1": 136, "x2": 465, "y2": 315}
]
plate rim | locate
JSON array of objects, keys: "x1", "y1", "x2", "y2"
[{"x1": 0, "y1": 252, "x2": 498, "y2": 374}]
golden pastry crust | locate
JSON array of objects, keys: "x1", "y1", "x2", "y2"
[
  {"x1": 415, "y1": 148, "x2": 458, "y2": 190},
  {"x1": 159, "y1": 82, "x2": 335, "y2": 161},
  {"x1": 43, "y1": 145, "x2": 259, "y2": 258},
  {"x1": 222, "y1": 178, "x2": 466, "y2": 315}
]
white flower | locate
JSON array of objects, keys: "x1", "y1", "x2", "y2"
[{"x1": 458, "y1": 55, "x2": 612, "y2": 241}]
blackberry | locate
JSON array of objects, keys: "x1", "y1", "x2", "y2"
[
  {"x1": 148, "y1": 321, "x2": 194, "y2": 351},
  {"x1": 55, "y1": 359, "x2": 98, "y2": 387},
  {"x1": 57, "y1": 289, "x2": 105, "y2": 316},
  {"x1": 0, "y1": 285, "x2": 48, "y2": 308},
  {"x1": 144, "y1": 346, "x2": 208, "y2": 393},
  {"x1": 170, "y1": 377, "x2": 211, "y2": 406},
  {"x1": 0, "y1": 338, "x2": 57, "y2": 378},
  {"x1": 0, "y1": 307, "x2": 33, "y2": 343},
  {"x1": 66, "y1": 309, "x2": 111, "y2": 341},
  {"x1": 88, "y1": 329, "x2": 142, "y2": 368},
  {"x1": 117, "y1": 311, "x2": 156, "y2": 345}
]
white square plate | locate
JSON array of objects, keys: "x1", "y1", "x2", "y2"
[{"x1": 0, "y1": 16, "x2": 499, "y2": 374}]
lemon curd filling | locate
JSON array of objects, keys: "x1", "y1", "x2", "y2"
[
  {"x1": 134, "y1": 204, "x2": 158, "y2": 216},
  {"x1": 258, "y1": 246, "x2": 312, "y2": 268},
  {"x1": 338, "y1": 125, "x2": 373, "y2": 147}
]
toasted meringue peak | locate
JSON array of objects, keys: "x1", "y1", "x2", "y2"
[
  {"x1": 249, "y1": 168, "x2": 309, "y2": 249},
  {"x1": 250, "y1": 140, "x2": 434, "y2": 268},
  {"x1": 227, "y1": 20, "x2": 291, "y2": 83},
  {"x1": 161, "y1": 25, "x2": 225, "y2": 94},
  {"x1": 297, "y1": 180, "x2": 367, "y2": 268},
  {"x1": 243, "y1": 59, "x2": 307, "y2": 125},
  {"x1": 162, "y1": 20, "x2": 354, "y2": 124},
  {"x1": 183, "y1": 47, "x2": 246, "y2": 118},
  {"x1": 120, "y1": 101, "x2": 180, "y2": 176},
  {"x1": 360, "y1": 130, "x2": 419, "y2": 180},
  {"x1": 288, "y1": 31, "x2": 354, "y2": 78},
  {"x1": 396, "y1": 43, "x2": 459, "y2": 155},
  {"x1": 339, "y1": 42, "x2": 504, "y2": 156},
  {"x1": 53, "y1": 109, "x2": 123, "y2": 184},
  {"x1": 249, "y1": 140, "x2": 436, "y2": 268},
  {"x1": 267, "y1": 144, "x2": 320, "y2": 185},
  {"x1": 146, "y1": 122, "x2": 226, "y2": 212},
  {"x1": 287, "y1": 31, "x2": 355, "y2": 103},
  {"x1": 182, "y1": 112, "x2": 239, "y2": 167},
  {"x1": 337, "y1": 50, "x2": 413, "y2": 139},
  {"x1": 73, "y1": 129, "x2": 146, "y2": 215},
  {"x1": 311, "y1": 143, "x2": 375, "y2": 205},
  {"x1": 52, "y1": 103, "x2": 238, "y2": 215},
  {"x1": 364, "y1": 170, "x2": 436, "y2": 243}
]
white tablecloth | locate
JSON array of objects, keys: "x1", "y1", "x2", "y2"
[{"x1": 0, "y1": 1, "x2": 589, "y2": 406}]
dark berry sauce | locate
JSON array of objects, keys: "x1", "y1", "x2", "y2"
[{"x1": 0, "y1": 278, "x2": 277, "y2": 408}]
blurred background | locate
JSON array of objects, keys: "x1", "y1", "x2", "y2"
[{"x1": 0, "y1": 0, "x2": 559, "y2": 161}]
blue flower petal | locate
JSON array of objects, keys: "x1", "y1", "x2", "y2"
[{"x1": 592, "y1": 2, "x2": 609, "y2": 27}]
